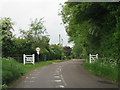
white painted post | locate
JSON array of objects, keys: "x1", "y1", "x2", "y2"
[
  {"x1": 96, "y1": 54, "x2": 98, "y2": 59},
  {"x1": 33, "y1": 54, "x2": 35, "y2": 64},
  {"x1": 23, "y1": 54, "x2": 25, "y2": 64},
  {"x1": 89, "y1": 54, "x2": 91, "y2": 63}
]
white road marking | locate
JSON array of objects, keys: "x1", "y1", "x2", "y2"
[
  {"x1": 26, "y1": 77, "x2": 29, "y2": 79},
  {"x1": 60, "y1": 74, "x2": 67, "y2": 86},
  {"x1": 54, "y1": 80, "x2": 62, "y2": 83},
  {"x1": 31, "y1": 77, "x2": 36, "y2": 79},
  {"x1": 54, "y1": 76, "x2": 60, "y2": 79},
  {"x1": 59, "y1": 68, "x2": 61, "y2": 72},
  {"x1": 59, "y1": 85, "x2": 65, "y2": 88},
  {"x1": 56, "y1": 85, "x2": 65, "y2": 88}
]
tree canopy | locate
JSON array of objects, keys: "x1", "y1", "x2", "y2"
[
  {"x1": 60, "y1": 2, "x2": 120, "y2": 61},
  {"x1": 0, "y1": 17, "x2": 65, "y2": 62}
]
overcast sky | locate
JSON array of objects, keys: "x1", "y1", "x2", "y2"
[{"x1": 0, "y1": 0, "x2": 74, "y2": 47}]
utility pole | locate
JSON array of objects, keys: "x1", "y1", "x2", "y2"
[
  {"x1": 59, "y1": 34, "x2": 64, "y2": 46},
  {"x1": 59, "y1": 34, "x2": 61, "y2": 45},
  {"x1": 61, "y1": 39, "x2": 63, "y2": 46},
  {"x1": 59, "y1": 34, "x2": 64, "y2": 60}
]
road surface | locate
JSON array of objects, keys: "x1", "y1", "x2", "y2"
[{"x1": 11, "y1": 59, "x2": 118, "y2": 88}]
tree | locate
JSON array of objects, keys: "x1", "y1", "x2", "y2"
[
  {"x1": 60, "y1": 2, "x2": 120, "y2": 61},
  {"x1": 0, "y1": 17, "x2": 14, "y2": 57},
  {"x1": 19, "y1": 18, "x2": 50, "y2": 61},
  {"x1": 49, "y1": 44, "x2": 63, "y2": 60}
]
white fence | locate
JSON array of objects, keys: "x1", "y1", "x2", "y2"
[
  {"x1": 89, "y1": 54, "x2": 98, "y2": 63},
  {"x1": 23, "y1": 54, "x2": 35, "y2": 64}
]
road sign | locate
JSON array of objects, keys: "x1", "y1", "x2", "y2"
[
  {"x1": 36, "y1": 47, "x2": 40, "y2": 52},
  {"x1": 36, "y1": 47, "x2": 40, "y2": 55}
]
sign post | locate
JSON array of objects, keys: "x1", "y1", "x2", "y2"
[{"x1": 36, "y1": 47, "x2": 40, "y2": 62}]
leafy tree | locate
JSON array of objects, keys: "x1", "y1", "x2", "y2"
[
  {"x1": 60, "y1": 2, "x2": 120, "y2": 61},
  {"x1": 49, "y1": 44, "x2": 63, "y2": 60},
  {"x1": 20, "y1": 18, "x2": 49, "y2": 51},
  {"x1": 18, "y1": 18, "x2": 49, "y2": 61},
  {"x1": 0, "y1": 17, "x2": 14, "y2": 57},
  {"x1": 0, "y1": 17, "x2": 65, "y2": 61}
]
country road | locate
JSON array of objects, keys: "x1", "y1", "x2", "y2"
[{"x1": 11, "y1": 60, "x2": 118, "y2": 88}]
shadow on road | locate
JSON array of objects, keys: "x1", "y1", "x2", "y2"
[{"x1": 97, "y1": 80, "x2": 114, "y2": 85}]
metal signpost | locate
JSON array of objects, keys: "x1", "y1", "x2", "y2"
[{"x1": 36, "y1": 47, "x2": 40, "y2": 62}]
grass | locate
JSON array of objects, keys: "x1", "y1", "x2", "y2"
[
  {"x1": 22, "y1": 60, "x2": 62, "y2": 74},
  {"x1": 1, "y1": 58, "x2": 65, "y2": 89},
  {"x1": 83, "y1": 60, "x2": 119, "y2": 82}
]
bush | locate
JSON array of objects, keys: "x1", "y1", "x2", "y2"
[{"x1": 2, "y1": 58, "x2": 24, "y2": 84}]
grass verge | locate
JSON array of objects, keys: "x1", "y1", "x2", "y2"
[
  {"x1": 83, "y1": 61, "x2": 119, "y2": 82},
  {"x1": 1, "y1": 58, "x2": 65, "y2": 89}
]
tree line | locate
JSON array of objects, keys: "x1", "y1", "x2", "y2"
[
  {"x1": 60, "y1": 2, "x2": 120, "y2": 62},
  {"x1": 0, "y1": 17, "x2": 72, "y2": 62}
]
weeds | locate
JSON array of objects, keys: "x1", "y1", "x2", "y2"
[{"x1": 83, "y1": 59, "x2": 119, "y2": 82}]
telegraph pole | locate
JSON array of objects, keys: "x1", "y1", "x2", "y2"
[
  {"x1": 59, "y1": 34, "x2": 61, "y2": 45},
  {"x1": 59, "y1": 34, "x2": 64, "y2": 60}
]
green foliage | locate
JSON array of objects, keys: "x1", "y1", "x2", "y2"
[
  {"x1": 0, "y1": 84, "x2": 8, "y2": 90},
  {"x1": 19, "y1": 18, "x2": 49, "y2": 55},
  {"x1": 60, "y1": 2, "x2": 120, "y2": 60},
  {"x1": 0, "y1": 17, "x2": 64, "y2": 61},
  {"x1": 1, "y1": 58, "x2": 65, "y2": 88},
  {"x1": 0, "y1": 17, "x2": 14, "y2": 57},
  {"x1": 2, "y1": 58, "x2": 24, "y2": 84},
  {"x1": 83, "y1": 59, "x2": 119, "y2": 82},
  {"x1": 60, "y1": 3, "x2": 120, "y2": 81},
  {"x1": 48, "y1": 44, "x2": 63, "y2": 60},
  {"x1": 63, "y1": 46, "x2": 72, "y2": 59}
]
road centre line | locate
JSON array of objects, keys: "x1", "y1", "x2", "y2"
[
  {"x1": 54, "y1": 80, "x2": 62, "y2": 82},
  {"x1": 54, "y1": 75, "x2": 60, "y2": 79},
  {"x1": 31, "y1": 77, "x2": 36, "y2": 79},
  {"x1": 60, "y1": 74, "x2": 67, "y2": 86},
  {"x1": 26, "y1": 77, "x2": 29, "y2": 79},
  {"x1": 59, "y1": 68, "x2": 61, "y2": 72},
  {"x1": 59, "y1": 85, "x2": 65, "y2": 88},
  {"x1": 56, "y1": 85, "x2": 65, "y2": 88},
  {"x1": 58, "y1": 65, "x2": 67, "y2": 86}
]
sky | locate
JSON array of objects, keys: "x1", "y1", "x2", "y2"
[{"x1": 0, "y1": 0, "x2": 74, "y2": 47}]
